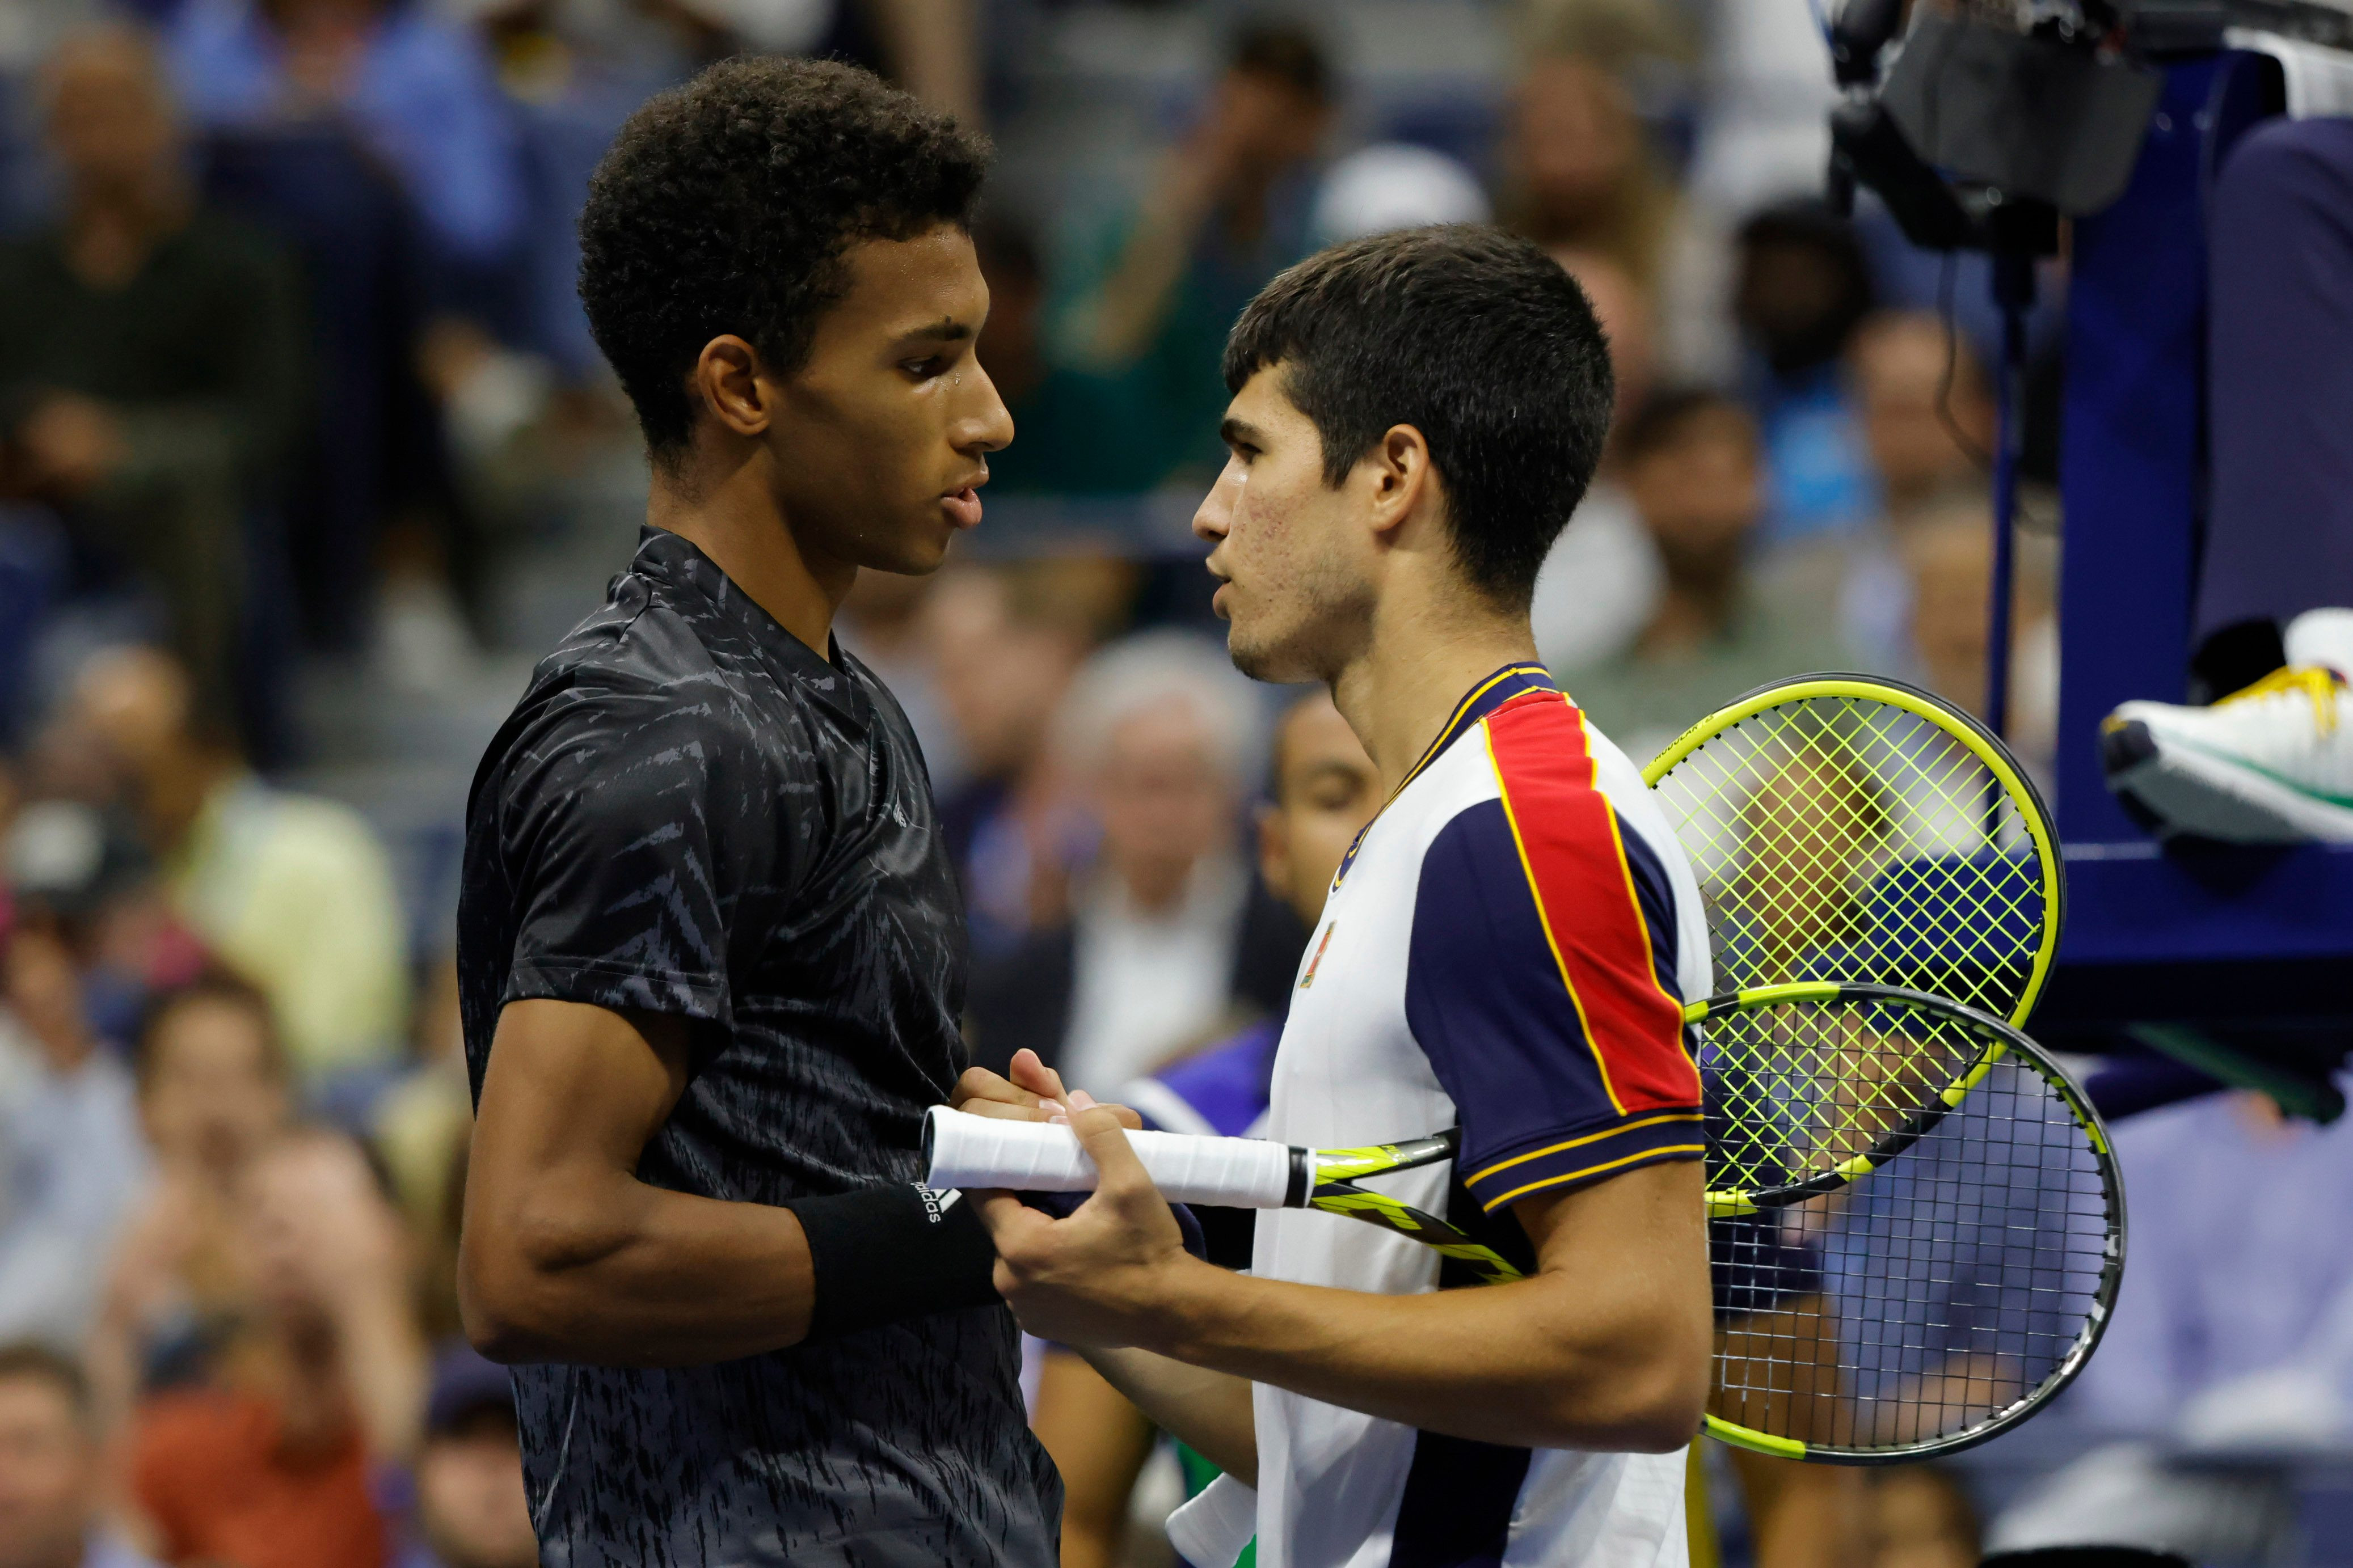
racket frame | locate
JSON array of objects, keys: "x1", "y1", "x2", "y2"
[{"x1": 1640, "y1": 672, "x2": 2067, "y2": 1030}]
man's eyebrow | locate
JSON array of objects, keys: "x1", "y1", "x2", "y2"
[
  {"x1": 1220, "y1": 417, "x2": 1266, "y2": 448},
  {"x1": 895, "y1": 317, "x2": 973, "y2": 345}
]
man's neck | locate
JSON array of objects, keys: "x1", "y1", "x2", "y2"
[
  {"x1": 648, "y1": 458, "x2": 850, "y2": 657},
  {"x1": 1331, "y1": 591, "x2": 1541, "y2": 797},
  {"x1": 144, "y1": 746, "x2": 236, "y2": 856}
]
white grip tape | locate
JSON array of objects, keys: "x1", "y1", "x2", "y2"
[{"x1": 922, "y1": 1106, "x2": 1293, "y2": 1208}]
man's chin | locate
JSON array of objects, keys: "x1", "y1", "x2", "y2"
[{"x1": 1225, "y1": 624, "x2": 1310, "y2": 685}]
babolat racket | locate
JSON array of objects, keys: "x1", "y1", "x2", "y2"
[
  {"x1": 1641, "y1": 674, "x2": 2064, "y2": 1028},
  {"x1": 925, "y1": 980, "x2": 2124, "y2": 1463}
]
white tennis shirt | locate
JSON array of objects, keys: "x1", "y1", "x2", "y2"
[{"x1": 1249, "y1": 664, "x2": 1712, "y2": 1568}]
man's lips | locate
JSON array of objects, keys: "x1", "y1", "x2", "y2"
[{"x1": 941, "y1": 472, "x2": 988, "y2": 529}]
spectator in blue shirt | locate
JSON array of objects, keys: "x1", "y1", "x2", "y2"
[
  {"x1": 0, "y1": 897, "x2": 148, "y2": 1353},
  {"x1": 166, "y1": 0, "x2": 525, "y2": 280}
]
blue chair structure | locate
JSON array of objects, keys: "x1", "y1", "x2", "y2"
[{"x1": 2034, "y1": 53, "x2": 2353, "y2": 1057}]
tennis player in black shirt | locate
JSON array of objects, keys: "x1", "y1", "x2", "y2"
[{"x1": 454, "y1": 59, "x2": 1066, "y2": 1567}]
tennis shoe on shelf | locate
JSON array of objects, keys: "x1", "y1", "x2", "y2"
[{"x1": 2102, "y1": 608, "x2": 2353, "y2": 843}]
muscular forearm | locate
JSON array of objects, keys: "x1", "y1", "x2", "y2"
[
  {"x1": 1077, "y1": 1344, "x2": 1258, "y2": 1485},
  {"x1": 461, "y1": 1174, "x2": 813, "y2": 1366},
  {"x1": 1143, "y1": 1262, "x2": 1705, "y2": 1455}
]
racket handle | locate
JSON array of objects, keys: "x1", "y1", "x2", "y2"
[{"x1": 922, "y1": 1106, "x2": 1297, "y2": 1208}]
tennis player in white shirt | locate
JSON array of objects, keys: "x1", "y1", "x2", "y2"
[{"x1": 967, "y1": 226, "x2": 1714, "y2": 1568}]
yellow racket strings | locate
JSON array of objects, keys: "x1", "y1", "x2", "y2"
[
  {"x1": 1707, "y1": 1049, "x2": 2116, "y2": 1456},
  {"x1": 1702, "y1": 996, "x2": 1984, "y2": 1198},
  {"x1": 1651, "y1": 696, "x2": 2048, "y2": 1025}
]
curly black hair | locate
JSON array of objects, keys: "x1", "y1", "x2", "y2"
[
  {"x1": 1223, "y1": 226, "x2": 1614, "y2": 610},
  {"x1": 579, "y1": 57, "x2": 992, "y2": 461}
]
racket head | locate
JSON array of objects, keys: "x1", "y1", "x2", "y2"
[
  {"x1": 1690, "y1": 985, "x2": 2124, "y2": 1464},
  {"x1": 1643, "y1": 674, "x2": 2063, "y2": 1029},
  {"x1": 1693, "y1": 980, "x2": 2022, "y2": 1215}
]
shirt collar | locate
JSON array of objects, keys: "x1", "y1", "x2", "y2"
[
  {"x1": 1330, "y1": 662, "x2": 1558, "y2": 891},
  {"x1": 629, "y1": 526, "x2": 870, "y2": 726}
]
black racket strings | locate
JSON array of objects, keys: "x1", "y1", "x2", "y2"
[{"x1": 1707, "y1": 1047, "x2": 2114, "y2": 1452}]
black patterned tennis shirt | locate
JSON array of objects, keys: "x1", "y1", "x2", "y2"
[{"x1": 457, "y1": 527, "x2": 1060, "y2": 1567}]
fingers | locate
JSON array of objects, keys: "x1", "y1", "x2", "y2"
[
  {"x1": 975, "y1": 1189, "x2": 1049, "y2": 1252},
  {"x1": 1008, "y1": 1049, "x2": 1070, "y2": 1106},
  {"x1": 952, "y1": 1066, "x2": 1052, "y2": 1122}
]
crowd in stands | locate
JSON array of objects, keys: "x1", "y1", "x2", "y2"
[{"x1": 0, "y1": 1, "x2": 2320, "y2": 1566}]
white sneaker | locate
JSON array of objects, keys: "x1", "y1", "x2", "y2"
[{"x1": 2102, "y1": 608, "x2": 2353, "y2": 843}]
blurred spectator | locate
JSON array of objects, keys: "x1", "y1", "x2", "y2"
[
  {"x1": 1307, "y1": 143, "x2": 1490, "y2": 248},
  {"x1": 1988, "y1": 1092, "x2": 2353, "y2": 1559},
  {"x1": 1037, "y1": 689, "x2": 1380, "y2": 1568},
  {"x1": 0, "y1": 912, "x2": 148, "y2": 1349},
  {"x1": 88, "y1": 973, "x2": 293, "y2": 1426},
  {"x1": 1735, "y1": 201, "x2": 1878, "y2": 544},
  {"x1": 836, "y1": 567, "x2": 964, "y2": 787},
  {"x1": 167, "y1": 0, "x2": 525, "y2": 290},
  {"x1": 1900, "y1": 496, "x2": 2057, "y2": 767},
  {"x1": 1685, "y1": 0, "x2": 1838, "y2": 217},
  {"x1": 1057, "y1": 22, "x2": 1332, "y2": 482},
  {"x1": 970, "y1": 218, "x2": 1167, "y2": 498},
  {"x1": 1852, "y1": 311, "x2": 1994, "y2": 527},
  {"x1": 1561, "y1": 387, "x2": 1853, "y2": 759},
  {"x1": 397, "y1": 1346, "x2": 532, "y2": 1568},
  {"x1": 0, "y1": 25, "x2": 303, "y2": 734},
  {"x1": 1531, "y1": 246, "x2": 1664, "y2": 671},
  {"x1": 70, "y1": 646, "x2": 409, "y2": 1078},
  {"x1": 0, "y1": 1342, "x2": 161, "y2": 1568},
  {"x1": 1871, "y1": 1465, "x2": 1980, "y2": 1568},
  {"x1": 927, "y1": 564, "x2": 1108, "y2": 956},
  {"x1": 966, "y1": 632, "x2": 1281, "y2": 1091},
  {"x1": 1503, "y1": 54, "x2": 1674, "y2": 297},
  {"x1": 127, "y1": 1130, "x2": 422, "y2": 1568},
  {"x1": 1799, "y1": 312, "x2": 1998, "y2": 673},
  {"x1": 371, "y1": 958, "x2": 468, "y2": 1342}
]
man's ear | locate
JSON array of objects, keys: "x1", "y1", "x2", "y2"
[
  {"x1": 691, "y1": 336, "x2": 770, "y2": 440},
  {"x1": 1365, "y1": 424, "x2": 1436, "y2": 542}
]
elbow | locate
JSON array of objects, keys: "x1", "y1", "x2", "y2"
[
  {"x1": 457, "y1": 1192, "x2": 616, "y2": 1364},
  {"x1": 1537, "y1": 1299, "x2": 1713, "y2": 1454},
  {"x1": 1606, "y1": 1353, "x2": 1711, "y2": 1454}
]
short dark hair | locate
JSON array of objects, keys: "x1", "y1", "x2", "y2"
[
  {"x1": 1222, "y1": 226, "x2": 1614, "y2": 608},
  {"x1": 579, "y1": 57, "x2": 992, "y2": 461},
  {"x1": 1618, "y1": 386, "x2": 1756, "y2": 464},
  {"x1": 1228, "y1": 21, "x2": 1331, "y2": 101},
  {"x1": 0, "y1": 1342, "x2": 90, "y2": 1424},
  {"x1": 132, "y1": 969, "x2": 288, "y2": 1094}
]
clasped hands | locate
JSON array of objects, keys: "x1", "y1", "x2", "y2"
[{"x1": 949, "y1": 1049, "x2": 1216, "y2": 1351}]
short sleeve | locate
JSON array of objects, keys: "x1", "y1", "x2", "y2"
[
  {"x1": 492, "y1": 686, "x2": 778, "y2": 1026},
  {"x1": 1405, "y1": 716, "x2": 1703, "y2": 1214}
]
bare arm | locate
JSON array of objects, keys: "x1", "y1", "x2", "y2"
[
  {"x1": 982, "y1": 1108, "x2": 1711, "y2": 1454},
  {"x1": 1072, "y1": 1344, "x2": 1258, "y2": 1485},
  {"x1": 863, "y1": 0, "x2": 981, "y2": 125},
  {"x1": 458, "y1": 998, "x2": 814, "y2": 1364},
  {"x1": 1031, "y1": 1349, "x2": 1156, "y2": 1568}
]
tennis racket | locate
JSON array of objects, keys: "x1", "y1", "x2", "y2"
[
  {"x1": 1642, "y1": 674, "x2": 2063, "y2": 1029},
  {"x1": 927, "y1": 980, "x2": 2124, "y2": 1463}
]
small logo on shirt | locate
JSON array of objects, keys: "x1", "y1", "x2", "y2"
[
  {"x1": 916, "y1": 1185, "x2": 962, "y2": 1222},
  {"x1": 1299, "y1": 923, "x2": 1336, "y2": 988}
]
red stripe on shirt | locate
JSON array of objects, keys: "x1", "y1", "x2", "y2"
[{"x1": 1482, "y1": 690, "x2": 1700, "y2": 1115}]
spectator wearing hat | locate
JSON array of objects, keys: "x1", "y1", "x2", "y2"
[
  {"x1": 0, "y1": 1342, "x2": 162, "y2": 1568},
  {"x1": 397, "y1": 1347, "x2": 534, "y2": 1568}
]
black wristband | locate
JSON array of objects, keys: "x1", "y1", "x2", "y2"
[{"x1": 788, "y1": 1183, "x2": 1001, "y2": 1343}]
